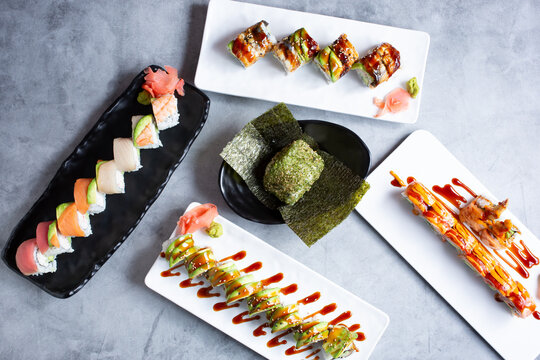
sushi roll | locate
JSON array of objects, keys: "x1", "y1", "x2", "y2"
[
  {"x1": 56, "y1": 202, "x2": 92, "y2": 237},
  {"x1": 113, "y1": 138, "x2": 142, "y2": 172},
  {"x1": 74, "y1": 178, "x2": 106, "y2": 215},
  {"x1": 314, "y1": 34, "x2": 359, "y2": 83},
  {"x1": 151, "y1": 94, "x2": 179, "y2": 130},
  {"x1": 36, "y1": 220, "x2": 73, "y2": 258},
  {"x1": 96, "y1": 160, "x2": 125, "y2": 194},
  {"x1": 132, "y1": 115, "x2": 162, "y2": 149},
  {"x1": 352, "y1": 42, "x2": 401, "y2": 88},
  {"x1": 273, "y1": 27, "x2": 319, "y2": 73},
  {"x1": 442, "y1": 222, "x2": 476, "y2": 255},
  {"x1": 15, "y1": 238, "x2": 57, "y2": 276},
  {"x1": 206, "y1": 261, "x2": 241, "y2": 287},
  {"x1": 294, "y1": 320, "x2": 330, "y2": 348},
  {"x1": 246, "y1": 288, "x2": 281, "y2": 315},
  {"x1": 184, "y1": 247, "x2": 217, "y2": 278},
  {"x1": 227, "y1": 20, "x2": 276, "y2": 68},
  {"x1": 322, "y1": 325, "x2": 358, "y2": 359},
  {"x1": 267, "y1": 304, "x2": 303, "y2": 333}
]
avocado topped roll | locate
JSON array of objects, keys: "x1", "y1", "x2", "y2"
[
  {"x1": 246, "y1": 288, "x2": 281, "y2": 315},
  {"x1": 74, "y1": 178, "x2": 106, "y2": 215},
  {"x1": 56, "y1": 202, "x2": 92, "y2": 237},
  {"x1": 322, "y1": 325, "x2": 358, "y2": 359},
  {"x1": 46, "y1": 220, "x2": 74, "y2": 256},
  {"x1": 273, "y1": 28, "x2": 319, "y2": 73},
  {"x1": 184, "y1": 247, "x2": 217, "y2": 278},
  {"x1": 314, "y1": 34, "x2": 359, "y2": 83},
  {"x1": 132, "y1": 115, "x2": 162, "y2": 149},
  {"x1": 267, "y1": 304, "x2": 303, "y2": 333},
  {"x1": 228, "y1": 20, "x2": 276, "y2": 68},
  {"x1": 264, "y1": 139, "x2": 324, "y2": 205},
  {"x1": 294, "y1": 320, "x2": 330, "y2": 348},
  {"x1": 353, "y1": 42, "x2": 401, "y2": 88},
  {"x1": 206, "y1": 261, "x2": 241, "y2": 287},
  {"x1": 162, "y1": 234, "x2": 196, "y2": 267}
]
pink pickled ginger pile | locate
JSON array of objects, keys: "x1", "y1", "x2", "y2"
[
  {"x1": 373, "y1": 88, "x2": 411, "y2": 118},
  {"x1": 142, "y1": 65, "x2": 185, "y2": 98}
]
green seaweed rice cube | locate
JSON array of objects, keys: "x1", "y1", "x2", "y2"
[{"x1": 263, "y1": 140, "x2": 324, "y2": 205}]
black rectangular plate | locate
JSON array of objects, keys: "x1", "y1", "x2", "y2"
[{"x1": 2, "y1": 65, "x2": 210, "y2": 298}]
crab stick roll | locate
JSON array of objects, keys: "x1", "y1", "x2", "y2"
[
  {"x1": 132, "y1": 115, "x2": 162, "y2": 149},
  {"x1": 113, "y1": 138, "x2": 141, "y2": 172},
  {"x1": 36, "y1": 220, "x2": 73, "y2": 258},
  {"x1": 15, "y1": 238, "x2": 57, "y2": 276},
  {"x1": 96, "y1": 160, "x2": 125, "y2": 194},
  {"x1": 151, "y1": 94, "x2": 179, "y2": 130},
  {"x1": 227, "y1": 20, "x2": 276, "y2": 68},
  {"x1": 56, "y1": 202, "x2": 92, "y2": 237}
]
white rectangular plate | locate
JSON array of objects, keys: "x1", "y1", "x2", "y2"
[
  {"x1": 194, "y1": 0, "x2": 430, "y2": 123},
  {"x1": 356, "y1": 130, "x2": 540, "y2": 360},
  {"x1": 145, "y1": 202, "x2": 389, "y2": 360}
]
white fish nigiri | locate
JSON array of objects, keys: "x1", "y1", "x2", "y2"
[{"x1": 96, "y1": 160, "x2": 125, "y2": 194}]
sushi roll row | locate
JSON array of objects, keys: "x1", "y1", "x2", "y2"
[
  {"x1": 15, "y1": 66, "x2": 185, "y2": 276},
  {"x1": 402, "y1": 180, "x2": 536, "y2": 318},
  {"x1": 160, "y1": 207, "x2": 360, "y2": 358},
  {"x1": 228, "y1": 21, "x2": 400, "y2": 87}
]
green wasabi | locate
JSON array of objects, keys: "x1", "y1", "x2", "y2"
[
  {"x1": 206, "y1": 221, "x2": 223, "y2": 238},
  {"x1": 407, "y1": 77, "x2": 420, "y2": 98},
  {"x1": 137, "y1": 90, "x2": 152, "y2": 105}
]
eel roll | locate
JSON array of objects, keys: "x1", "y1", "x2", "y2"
[
  {"x1": 314, "y1": 34, "x2": 359, "y2": 82},
  {"x1": 273, "y1": 27, "x2": 319, "y2": 73},
  {"x1": 228, "y1": 20, "x2": 276, "y2": 68},
  {"x1": 353, "y1": 42, "x2": 400, "y2": 88}
]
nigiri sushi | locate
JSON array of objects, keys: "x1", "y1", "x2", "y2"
[
  {"x1": 227, "y1": 20, "x2": 276, "y2": 68},
  {"x1": 151, "y1": 94, "x2": 179, "y2": 131},
  {"x1": 273, "y1": 27, "x2": 319, "y2": 73},
  {"x1": 15, "y1": 238, "x2": 57, "y2": 276},
  {"x1": 56, "y1": 202, "x2": 92, "y2": 237},
  {"x1": 314, "y1": 34, "x2": 359, "y2": 83},
  {"x1": 113, "y1": 138, "x2": 141, "y2": 172},
  {"x1": 74, "y1": 178, "x2": 106, "y2": 215},
  {"x1": 132, "y1": 115, "x2": 162, "y2": 149},
  {"x1": 96, "y1": 160, "x2": 125, "y2": 194},
  {"x1": 36, "y1": 220, "x2": 73, "y2": 258},
  {"x1": 352, "y1": 42, "x2": 400, "y2": 88}
]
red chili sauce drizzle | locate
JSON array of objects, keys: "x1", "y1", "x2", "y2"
[
  {"x1": 261, "y1": 273, "x2": 284, "y2": 286},
  {"x1": 219, "y1": 250, "x2": 247, "y2": 262},
  {"x1": 179, "y1": 278, "x2": 204, "y2": 288},
  {"x1": 267, "y1": 329, "x2": 293, "y2": 347},
  {"x1": 213, "y1": 301, "x2": 239, "y2": 312},
  {"x1": 197, "y1": 285, "x2": 220, "y2": 298},
  {"x1": 253, "y1": 323, "x2": 269, "y2": 337},
  {"x1": 305, "y1": 349, "x2": 321, "y2": 358},
  {"x1": 160, "y1": 263, "x2": 182, "y2": 277},
  {"x1": 348, "y1": 324, "x2": 361, "y2": 332},
  {"x1": 432, "y1": 184, "x2": 467, "y2": 208},
  {"x1": 232, "y1": 310, "x2": 260, "y2": 324},
  {"x1": 297, "y1": 292, "x2": 321, "y2": 305},
  {"x1": 285, "y1": 345, "x2": 313, "y2": 355},
  {"x1": 303, "y1": 303, "x2": 337, "y2": 319},
  {"x1": 329, "y1": 311, "x2": 352, "y2": 326},
  {"x1": 451, "y1": 178, "x2": 477, "y2": 197},
  {"x1": 241, "y1": 261, "x2": 262, "y2": 273},
  {"x1": 533, "y1": 311, "x2": 540, "y2": 320},
  {"x1": 280, "y1": 284, "x2": 298, "y2": 295}
]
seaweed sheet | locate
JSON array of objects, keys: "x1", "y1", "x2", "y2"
[{"x1": 220, "y1": 103, "x2": 369, "y2": 246}]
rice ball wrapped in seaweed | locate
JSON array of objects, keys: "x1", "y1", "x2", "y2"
[{"x1": 263, "y1": 139, "x2": 324, "y2": 205}]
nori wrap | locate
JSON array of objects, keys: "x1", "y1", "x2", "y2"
[{"x1": 220, "y1": 103, "x2": 370, "y2": 246}]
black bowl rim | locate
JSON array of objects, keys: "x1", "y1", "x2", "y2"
[
  {"x1": 218, "y1": 119, "x2": 371, "y2": 225},
  {"x1": 2, "y1": 65, "x2": 211, "y2": 298}
]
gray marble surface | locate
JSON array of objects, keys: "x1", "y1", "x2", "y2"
[{"x1": 1, "y1": 0, "x2": 539, "y2": 359}]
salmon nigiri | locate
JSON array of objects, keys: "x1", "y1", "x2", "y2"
[
  {"x1": 56, "y1": 202, "x2": 92, "y2": 237},
  {"x1": 151, "y1": 93, "x2": 179, "y2": 130},
  {"x1": 176, "y1": 203, "x2": 219, "y2": 236}
]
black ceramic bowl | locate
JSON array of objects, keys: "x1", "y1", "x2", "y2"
[
  {"x1": 219, "y1": 120, "x2": 371, "y2": 224},
  {"x1": 2, "y1": 66, "x2": 210, "y2": 298}
]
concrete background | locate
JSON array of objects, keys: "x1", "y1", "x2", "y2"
[{"x1": 1, "y1": 0, "x2": 539, "y2": 359}]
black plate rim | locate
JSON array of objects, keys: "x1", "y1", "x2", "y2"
[
  {"x1": 218, "y1": 119, "x2": 371, "y2": 225},
  {"x1": 2, "y1": 65, "x2": 210, "y2": 298}
]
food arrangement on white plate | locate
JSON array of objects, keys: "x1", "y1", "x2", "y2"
[{"x1": 3, "y1": 2, "x2": 539, "y2": 360}]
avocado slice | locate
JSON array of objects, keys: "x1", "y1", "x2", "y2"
[
  {"x1": 95, "y1": 160, "x2": 107, "y2": 179},
  {"x1": 227, "y1": 40, "x2": 233, "y2": 53},
  {"x1": 186, "y1": 248, "x2": 217, "y2": 278},
  {"x1": 295, "y1": 321, "x2": 330, "y2": 348},
  {"x1": 271, "y1": 311, "x2": 302, "y2": 333},
  {"x1": 226, "y1": 281, "x2": 264, "y2": 304},
  {"x1": 207, "y1": 262, "x2": 237, "y2": 286},
  {"x1": 322, "y1": 325, "x2": 358, "y2": 359},
  {"x1": 165, "y1": 235, "x2": 194, "y2": 260},
  {"x1": 247, "y1": 288, "x2": 281, "y2": 314},
  {"x1": 132, "y1": 115, "x2": 155, "y2": 146},
  {"x1": 225, "y1": 274, "x2": 255, "y2": 296},
  {"x1": 213, "y1": 267, "x2": 241, "y2": 287},
  {"x1": 249, "y1": 295, "x2": 281, "y2": 315},
  {"x1": 47, "y1": 220, "x2": 69, "y2": 247},
  {"x1": 86, "y1": 178, "x2": 98, "y2": 204},
  {"x1": 328, "y1": 50, "x2": 343, "y2": 82},
  {"x1": 352, "y1": 62, "x2": 374, "y2": 87},
  {"x1": 267, "y1": 303, "x2": 299, "y2": 322},
  {"x1": 169, "y1": 244, "x2": 198, "y2": 268},
  {"x1": 55, "y1": 202, "x2": 71, "y2": 220},
  {"x1": 315, "y1": 47, "x2": 331, "y2": 70}
]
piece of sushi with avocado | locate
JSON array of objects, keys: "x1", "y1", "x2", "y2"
[
  {"x1": 263, "y1": 139, "x2": 324, "y2": 205},
  {"x1": 322, "y1": 325, "x2": 358, "y2": 358},
  {"x1": 86, "y1": 178, "x2": 106, "y2": 214},
  {"x1": 184, "y1": 247, "x2": 217, "y2": 278},
  {"x1": 246, "y1": 288, "x2": 281, "y2": 315},
  {"x1": 273, "y1": 27, "x2": 319, "y2": 73},
  {"x1": 294, "y1": 320, "x2": 330, "y2": 348},
  {"x1": 227, "y1": 20, "x2": 276, "y2": 68},
  {"x1": 132, "y1": 115, "x2": 162, "y2": 149},
  {"x1": 46, "y1": 220, "x2": 73, "y2": 256},
  {"x1": 352, "y1": 42, "x2": 400, "y2": 88},
  {"x1": 315, "y1": 34, "x2": 358, "y2": 83}
]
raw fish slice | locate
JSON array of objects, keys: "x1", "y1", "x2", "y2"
[
  {"x1": 96, "y1": 160, "x2": 125, "y2": 194},
  {"x1": 151, "y1": 94, "x2": 179, "y2": 130},
  {"x1": 113, "y1": 138, "x2": 141, "y2": 172},
  {"x1": 74, "y1": 178, "x2": 92, "y2": 214},
  {"x1": 176, "y1": 203, "x2": 218, "y2": 236},
  {"x1": 36, "y1": 221, "x2": 53, "y2": 254},
  {"x1": 15, "y1": 239, "x2": 39, "y2": 275},
  {"x1": 57, "y1": 203, "x2": 86, "y2": 237}
]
